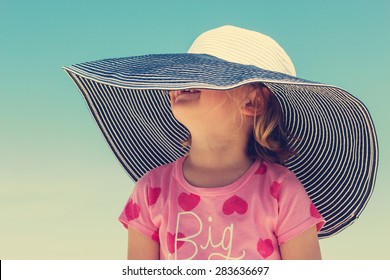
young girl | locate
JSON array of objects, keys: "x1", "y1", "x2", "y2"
[
  {"x1": 118, "y1": 83, "x2": 325, "y2": 260},
  {"x1": 65, "y1": 25, "x2": 377, "y2": 260}
]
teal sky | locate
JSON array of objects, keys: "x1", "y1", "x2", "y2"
[{"x1": 1, "y1": 0, "x2": 389, "y2": 259}]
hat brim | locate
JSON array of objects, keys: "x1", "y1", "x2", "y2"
[{"x1": 64, "y1": 53, "x2": 378, "y2": 238}]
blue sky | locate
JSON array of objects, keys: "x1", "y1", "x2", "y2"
[{"x1": 1, "y1": 0, "x2": 389, "y2": 259}]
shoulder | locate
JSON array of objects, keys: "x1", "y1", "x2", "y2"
[
  {"x1": 261, "y1": 161, "x2": 294, "y2": 181},
  {"x1": 137, "y1": 158, "x2": 179, "y2": 184},
  {"x1": 260, "y1": 161, "x2": 305, "y2": 196},
  {"x1": 133, "y1": 158, "x2": 182, "y2": 203}
]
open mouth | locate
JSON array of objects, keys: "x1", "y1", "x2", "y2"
[
  {"x1": 172, "y1": 89, "x2": 201, "y2": 101},
  {"x1": 176, "y1": 89, "x2": 201, "y2": 96}
]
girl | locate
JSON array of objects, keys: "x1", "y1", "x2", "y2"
[
  {"x1": 119, "y1": 83, "x2": 324, "y2": 260},
  {"x1": 65, "y1": 25, "x2": 378, "y2": 260}
]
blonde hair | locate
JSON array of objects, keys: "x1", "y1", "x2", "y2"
[
  {"x1": 181, "y1": 83, "x2": 295, "y2": 164},
  {"x1": 246, "y1": 83, "x2": 294, "y2": 164}
]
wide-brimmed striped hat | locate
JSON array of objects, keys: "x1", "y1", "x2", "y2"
[{"x1": 64, "y1": 25, "x2": 378, "y2": 238}]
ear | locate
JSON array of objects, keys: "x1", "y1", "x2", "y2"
[{"x1": 241, "y1": 86, "x2": 271, "y2": 117}]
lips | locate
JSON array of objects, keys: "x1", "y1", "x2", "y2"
[
  {"x1": 176, "y1": 89, "x2": 201, "y2": 96},
  {"x1": 172, "y1": 89, "x2": 201, "y2": 102}
]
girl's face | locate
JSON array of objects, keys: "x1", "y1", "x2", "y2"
[{"x1": 169, "y1": 87, "x2": 252, "y2": 137}]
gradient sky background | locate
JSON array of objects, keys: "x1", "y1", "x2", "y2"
[{"x1": 1, "y1": 0, "x2": 389, "y2": 259}]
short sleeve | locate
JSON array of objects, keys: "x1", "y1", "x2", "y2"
[
  {"x1": 118, "y1": 174, "x2": 159, "y2": 242},
  {"x1": 275, "y1": 170, "x2": 325, "y2": 245}
]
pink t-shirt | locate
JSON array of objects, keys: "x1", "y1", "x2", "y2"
[{"x1": 119, "y1": 157, "x2": 325, "y2": 260}]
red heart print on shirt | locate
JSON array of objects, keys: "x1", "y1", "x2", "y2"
[
  {"x1": 310, "y1": 203, "x2": 321, "y2": 218},
  {"x1": 270, "y1": 182, "x2": 281, "y2": 200},
  {"x1": 257, "y1": 238, "x2": 274, "y2": 258},
  {"x1": 255, "y1": 163, "x2": 267, "y2": 175},
  {"x1": 222, "y1": 195, "x2": 248, "y2": 215},
  {"x1": 124, "y1": 199, "x2": 140, "y2": 221},
  {"x1": 152, "y1": 230, "x2": 160, "y2": 242},
  {"x1": 167, "y1": 232, "x2": 185, "y2": 254},
  {"x1": 148, "y1": 187, "x2": 161, "y2": 206},
  {"x1": 178, "y1": 193, "x2": 200, "y2": 211}
]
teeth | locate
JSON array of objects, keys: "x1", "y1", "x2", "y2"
[
  {"x1": 173, "y1": 89, "x2": 201, "y2": 99},
  {"x1": 182, "y1": 89, "x2": 199, "y2": 93}
]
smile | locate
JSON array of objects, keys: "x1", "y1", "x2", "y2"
[
  {"x1": 172, "y1": 89, "x2": 201, "y2": 102},
  {"x1": 176, "y1": 89, "x2": 201, "y2": 96}
]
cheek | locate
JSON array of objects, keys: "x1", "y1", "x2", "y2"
[{"x1": 202, "y1": 94, "x2": 231, "y2": 110}]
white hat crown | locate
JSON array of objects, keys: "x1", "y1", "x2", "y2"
[{"x1": 188, "y1": 25, "x2": 296, "y2": 77}]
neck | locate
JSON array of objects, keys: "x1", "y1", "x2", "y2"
[
  {"x1": 185, "y1": 133, "x2": 253, "y2": 171},
  {"x1": 182, "y1": 135, "x2": 255, "y2": 188},
  {"x1": 188, "y1": 141, "x2": 250, "y2": 169},
  {"x1": 181, "y1": 113, "x2": 255, "y2": 187}
]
